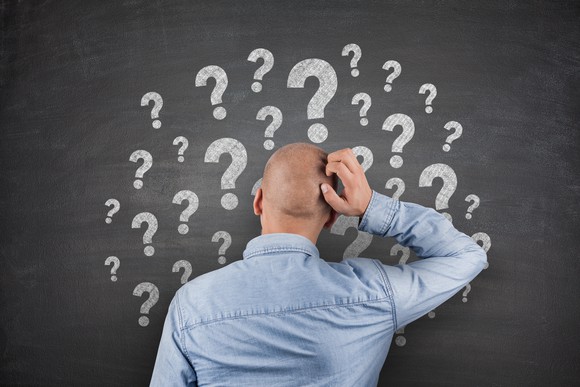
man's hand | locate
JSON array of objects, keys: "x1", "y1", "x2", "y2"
[{"x1": 321, "y1": 148, "x2": 373, "y2": 218}]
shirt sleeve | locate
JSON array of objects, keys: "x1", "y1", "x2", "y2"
[
  {"x1": 150, "y1": 291, "x2": 197, "y2": 387},
  {"x1": 358, "y1": 190, "x2": 487, "y2": 330}
]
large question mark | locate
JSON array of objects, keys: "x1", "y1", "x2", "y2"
[
  {"x1": 419, "y1": 83, "x2": 437, "y2": 113},
  {"x1": 351, "y1": 92, "x2": 371, "y2": 126},
  {"x1": 418, "y1": 163, "x2": 457, "y2": 218},
  {"x1": 204, "y1": 138, "x2": 247, "y2": 210},
  {"x1": 287, "y1": 58, "x2": 338, "y2": 143},
  {"x1": 172, "y1": 260, "x2": 193, "y2": 285},
  {"x1": 382, "y1": 60, "x2": 401, "y2": 92},
  {"x1": 256, "y1": 106, "x2": 283, "y2": 150},
  {"x1": 195, "y1": 65, "x2": 228, "y2": 120},
  {"x1": 131, "y1": 212, "x2": 158, "y2": 256},
  {"x1": 141, "y1": 92, "x2": 163, "y2": 129},
  {"x1": 385, "y1": 178, "x2": 405, "y2": 200},
  {"x1": 247, "y1": 48, "x2": 274, "y2": 93},
  {"x1": 330, "y1": 215, "x2": 373, "y2": 258},
  {"x1": 173, "y1": 136, "x2": 189, "y2": 162},
  {"x1": 172, "y1": 190, "x2": 199, "y2": 235},
  {"x1": 442, "y1": 121, "x2": 463, "y2": 152},
  {"x1": 212, "y1": 231, "x2": 232, "y2": 265},
  {"x1": 132, "y1": 282, "x2": 159, "y2": 327},
  {"x1": 105, "y1": 198, "x2": 120, "y2": 224},
  {"x1": 472, "y1": 232, "x2": 491, "y2": 269},
  {"x1": 341, "y1": 43, "x2": 362, "y2": 77},
  {"x1": 104, "y1": 256, "x2": 120, "y2": 282},
  {"x1": 129, "y1": 150, "x2": 153, "y2": 189},
  {"x1": 382, "y1": 113, "x2": 415, "y2": 168},
  {"x1": 465, "y1": 194, "x2": 480, "y2": 220},
  {"x1": 352, "y1": 146, "x2": 373, "y2": 172}
]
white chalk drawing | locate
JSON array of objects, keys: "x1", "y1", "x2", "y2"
[
  {"x1": 104, "y1": 256, "x2": 120, "y2": 282},
  {"x1": 204, "y1": 138, "x2": 247, "y2": 210},
  {"x1": 472, "y1": 232, "x2": 491, "y2": 269},
  {"x1": 247, "y1": 48, "x2": 274, "y2": 93},
  {"x1": 395, "y1": 326, "x2": 407, "y2": 347},
  {"x1": 195, "y1": 65, "x2": 228, "y2": 120},
  {"x1": 442, "y1": 121, "x2": 463, "y2": 152},
  {"x1": 212, "y1": 231, "x2": 232, "y2": 265},
  {"x1": 382, "y1": 60, "x2": 401, "y2": 92},
  {"x1": 330, "y1": 215, "x2": 373, "y2": 258},
  {"x1": 382, "y1": 113, "x2": 415, "y2": 169},
  {"x1": 351, "y1": 92, "x2": 371, "y2": 126},
  {"x1": 341, "y1": 43, "x2": 362, "y2": 77},
  {"x1": 173, "y1": 136, "x2": 189, "y2": 163},
  {"x1": 129, "y1": 150, "x2": 153, "y2": 189},
  {"x1": 172, "y1": 260, "x2": 193, "y2": 285},
  {"x1": 419, "y1": 163, "x2": 457, "y2": 219},
  {"x1": 465, "y1": 194, "x2": 480, "y2": 220},
  {"x1": 172, "y1": 190, "x2": 199, "y2": 235},
  {"x1": 287, "y1": 58, "x2": 338, "y2": 143},
  {"x1": 385, "y1": 178, "x2": 405, "y2": 200},
  {"x1": 391, "y1": 244, "x2": 410, "y2": 264},
  {"x1": 462, "y1": 283, "x2": 472, "y2": 303},
  {"x1": 256, "y1": 106, "x2": 283, "y2": 150},
  {"x1": 352, "y1": 146, "x2": 373, "y2": 172},
  {"x1": 131, "y1": 212, "x2": 158, "y2": 256},
  {"x1": 419, "y1": 83, "x2": 437, "y2": 114},
  {"x1": 141, "y1": 92, "x2": 163, "y2": 129},
  {"x1": 132, "y1": 282, "x2": 159, "y2": 327},
  {"x1": 105, "y1": 199, "x2": 120, "y2": 224},
  {"x1": 251, "y1": 177, "x2": 262, "y2": 196}
]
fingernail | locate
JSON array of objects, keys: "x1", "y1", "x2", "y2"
[{"x1": 321, "y1": 184, "x2": 328, "y2": 193}]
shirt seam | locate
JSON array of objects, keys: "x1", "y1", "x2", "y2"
[
  {"x1": 372, "y1": 259, "x2": 398, "y2": 330},
  {"x1": 379, "y1": 194, "x2": 398, "y2": 236},
  {"x1": 245, "y1": 246, "x2": 314, "y2": 259},
  {"x1": 176, "y1": 293, "x2": 195, "y2": 366}
]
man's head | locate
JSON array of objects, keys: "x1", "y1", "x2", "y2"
[{"x1": 253, "y1": 143, "x2": 338, "y2": 243}]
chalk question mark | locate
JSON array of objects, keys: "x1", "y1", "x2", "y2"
[
  {"x1": 287, "y1": 58, "x2": 338, "y2": 143},
  {"x1": 419, "y1": 163, "x2": 457, "y2": 219},
  {"x1": 391, "y1": 244, "x2": 410, "y2": 264},
  {"x1": 104, "y1": 256, "x2": 120, "y2": 282},
  {"x1": 442, "y1": 121, "x2": 463, "y2": 152},
  {"x1": 382, "y1": 60, "x2": 401, "y2": 92},
  {"x1": 330, "y1": 215, "x2": 373, "y2": 258},
  {"x1": 141, "y1": 92, "x2": 163, "y2": 129},
  {"x1": 251, "y1": 177, "x2": 262, "y2": 196},
  {"x1": 351, "y1": 92, "x2": 371, "y2": 126},
  {"x1": 419, "y1": 83, "x2": 437, "y2": 113},
  {"x1": 248, "y1": 48, "x2": 274, "y2": 93},
  {"x1": 462, "y1": 283, "x2": 472, "y2": 303},
  {"x1": 382, "y1": 113, "x2": 415, "y2": 168},
  {"x1": 172, "y1": 190, "x2": 199, "y2": 234},
  {"x1": 131, "y1": 212, "x2": 158, "y2": 256},
  {"x1": 173, "y1": 136, "x2": 189, "y2": 162},
  {"x1": 212, "y1": 231, "x2": 232, "y2": 265},
  {"x1": 352, "y1": 146, "x2": 373, "y2": 172},
  {"x1": 472, "y1": 232, "x2": 491, "y2": 269},
  {"x1": 195, "y1": 65, "x2": 228, "y2": 120},
  {"x1": 132, "y1": 282, "x2": 159, "y2": 327},
  {"x1": 172, "y1": 260, "x2": 193, "y2": 285},
  {"x1": 129, "y1": 150, "x2": 153, "y2": 189},
  {"x1": 385, "y1": 178, "x2": 405, "y2": 200},
  {"x1": 465, "y1": 194, "x2": 480, "y2": 220},
  {"x1": 204, "y1": 138, "x2": 247, "y2": 210},
  {"x1": 341, "y1": 43, "x2": 362, "y2": 77},
  {"x1": 105, "y1": 199, "x2": 120, "y2": 224},
  {"x1": 256, "y1": 106, "x2": 283, "y2": 150}
]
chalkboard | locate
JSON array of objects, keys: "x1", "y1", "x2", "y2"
[{"x1": 1, "y1": 1, "x2": 579, "y2": 386}]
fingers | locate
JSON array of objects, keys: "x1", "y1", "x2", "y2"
[
  {"x1": 325, "y1": 161, "x2": 355, "y2": 186},
  {"x1": 327, "y1": 148, "x2": 362, "y2": 174},
  {"x1": 320, "y1": 183, "x2": 348, "y2": 214}
]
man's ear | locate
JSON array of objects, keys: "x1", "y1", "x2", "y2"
[
  {"x1": 253, "y1": 187, "x2": 263, "y2": 216},
  {"x1": 323, "y1": 208, "x2": 338, "y2": 229}
]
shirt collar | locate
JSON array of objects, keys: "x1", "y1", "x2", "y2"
[{"x1": 243, "y1": 233, "x2": 320, "y2": 260}]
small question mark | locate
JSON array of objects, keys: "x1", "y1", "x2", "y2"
[
  {"x1": 104, "y1": 256, "x2": 120, "y2": 282},
  {"x1": 287, "y1": 58, "x2": 338, "y2": 143},
  {"x1": 465, "y1": 194, "x2": 480, "y2": 220},
  {"x1": 382, "y1": 113, "x2": 415, "y2": 168},
  {"x1": 212, "y1": 231, "x2": 232, "y2": 265},
  {"x1": 256, "y1": 106, "x2": 283, "y2": 150},
  {"x1": 141, "y1": 92, "x2": 163, "y2": 129},
  {"x1": 351, "y1": 93, "x2": 371, "y2": 126},
  {"x1": 352, "y1": 146, "x2": 373, "y2": 172},
  {"x1": 204, "y1": 138, "x2": 247, "y2": 210},
  {"x1": 330, "y1": 215, "x2": 373, "y2": 258},
  {"x1": 442, "y1": 121, "x2": 463, "y2": 152},
  {"x1": 132, "y1": 282, "x2": 159, "y2": 327},
  {"x1": 385, "y1": 178, "x2": 405, "y2": 200},
  {"x1": 173, "y1": 136, "x2": 189, "y2": 162},
  {"x1": 472, "y1": 232, "x2": 491, "y2": 269},
  {"x1": 395, "y1": 326, "x2": 407, "y2": 347},
  {"x1": 105, "y1": 199, "x2": 120, "y2": 224},
  {"x1": 419, "y1": 83, "x2": 437, "y2": 113},
  {"x1": 462, "y1": 283, "x2": 472, "y2": 303},
  {"x1": 251, "y1": 177, "x2": 262, "y2": 196},
  {"x1": 247, "y1": 48, "x2": 274, "y2": 93},
  {"x1": 341, "y1": 43, "x2": 362, "y2": 77},
  {"x1": 172, "y1": 190, "x2": 199, "y2": 235},
  {"x1": 418, "y1": 163, "x2": 457, "y2": 219},
  {"x1": 391, "y1": 244, "x2": 410, "y2": 264},
  {"x1": 131, "y1": 212, "x2": 158, "y2": 256},
  {"x1": 129, "y1": 150, "x2": 153, "y2": 189},
  {"x1": 172, "y1": 260, "x2": 193, "y2": 285},
  {"x1": 195, "y1": 65, "x2": 228, "y2": 120},
  {"x1": 382, "y1": 60, "x2": 401, "y2": 92}
]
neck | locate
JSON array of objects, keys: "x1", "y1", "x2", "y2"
[{"x1": 260, "y1": 217, "x2": 321, "y2": 245}]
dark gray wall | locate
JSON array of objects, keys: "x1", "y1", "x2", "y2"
[{"x1": 1, "y1": 1, "x2": 579, "y2": 386}]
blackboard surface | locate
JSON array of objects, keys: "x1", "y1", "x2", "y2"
[{"x1": 1, "y1": 1, "x2": 579, "y2": 386}]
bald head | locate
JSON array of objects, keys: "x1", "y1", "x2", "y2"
[{"x1": 261, "y1": 143, "x2": 337, "y2": 220}]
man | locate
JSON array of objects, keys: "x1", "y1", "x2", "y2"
[{"x1": 150, "y1": 143, "x2": 487, "y2": 386}]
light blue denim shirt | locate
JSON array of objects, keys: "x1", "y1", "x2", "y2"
[{"x1": 150, "y1": 191, "x2": 487, "y2": 386}]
